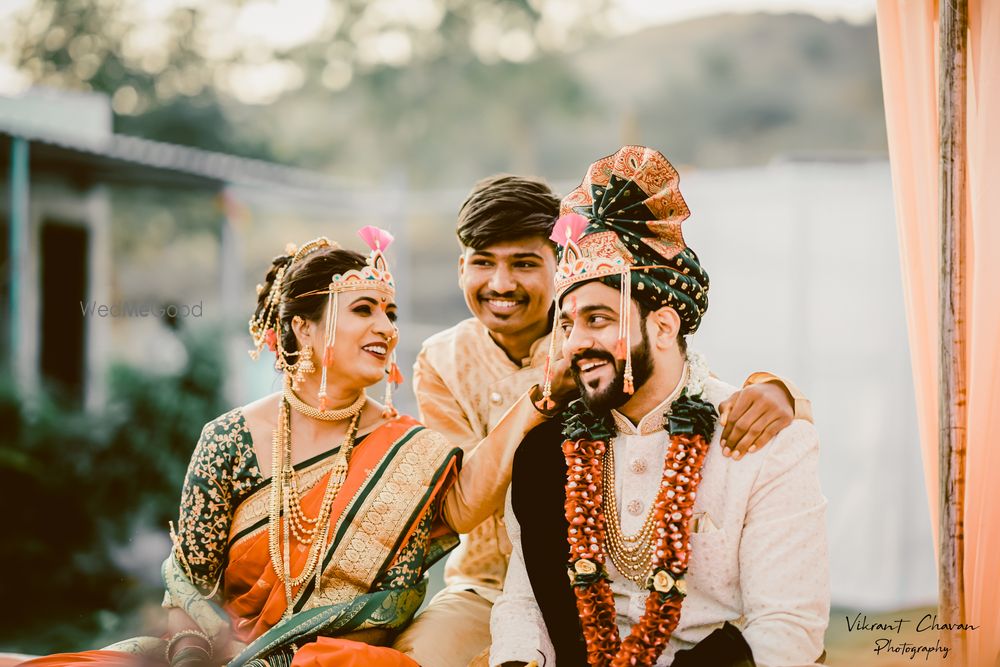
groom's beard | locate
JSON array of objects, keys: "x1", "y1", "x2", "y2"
[{"x1": 571, "y1": 327, "x2": 655, "y2": 415}]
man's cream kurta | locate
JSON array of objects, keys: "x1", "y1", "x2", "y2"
[
  {"x1": 391, "y1": 317, "x2": 550, "y2": 667},
  {"x1": 414, "y1": 317, "x2": 550, "y2": 599}
]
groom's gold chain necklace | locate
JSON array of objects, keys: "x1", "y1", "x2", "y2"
[
  {"x1": 603, "y1": 442, "x2": 659, "y2": 586},
  {"x1": 602, "y1": 366, "x2": 689, "y2": 586}
]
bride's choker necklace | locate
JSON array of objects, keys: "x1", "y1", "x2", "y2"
[{"x1": 282, "y1": 376, "x2": 366, "y2": 421}]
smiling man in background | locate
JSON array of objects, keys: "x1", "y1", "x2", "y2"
[{"x1": 392, "y1": 174, "x2": 813, "y2": 666}]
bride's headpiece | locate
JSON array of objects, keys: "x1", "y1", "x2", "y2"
[{"x1": 249, "y1": 227, "x2": 402, "y2": 415}]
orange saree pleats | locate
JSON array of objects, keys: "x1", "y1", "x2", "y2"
[
  {"x1": 291, "y1": 638, "x2": 419, "y2": 667},
  {"x1": 16, "y1": 650, "x2": 141, "y2": 667}
]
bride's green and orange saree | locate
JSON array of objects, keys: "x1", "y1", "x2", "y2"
[{"x1": 20, "y1": 410, "x2": 461, "y2": 667}]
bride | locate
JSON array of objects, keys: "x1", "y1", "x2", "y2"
[{"x1": 21, "y1": 227, "x2": 562, "y2": 667}]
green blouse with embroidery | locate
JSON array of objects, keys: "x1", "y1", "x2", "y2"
[
  {"x1": 173, "y1": 408, "x2": 263, "y2": 594},
  {"x1": 172, "y1": 408, "x2": 424, "y2": 597}
]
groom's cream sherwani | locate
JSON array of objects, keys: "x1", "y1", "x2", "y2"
[{"x1": 490, "y1": 377, "x2": 830, "y2": 667}]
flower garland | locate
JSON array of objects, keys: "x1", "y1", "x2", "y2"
[{"x1": 561, "y1": 353, "x2": 718, "y2": 667}]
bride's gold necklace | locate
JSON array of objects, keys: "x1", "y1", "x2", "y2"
[
  {"x1": 283, "y1": 375, "x2": 367, "y2": 421},
  {"x1": 268, "y1": 387, "x2": 364, "y2": 614},
  {"x1": 280, "y1": 379, "x2": 365, "y2": 542}
]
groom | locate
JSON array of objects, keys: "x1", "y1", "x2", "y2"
[
  {"x1": 393, "y1": 173, "x2": 816, "y2": 666},
  {"x1": 489, "y1": 147, "x2": 829, "y2": 666}
]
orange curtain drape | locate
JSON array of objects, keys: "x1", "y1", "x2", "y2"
[
  {"x1": 965, "y1": 2, "x2": 1000, "y2": 664},
  {"x1": 876, "y1": 1, "x2": 1000, "y2": 664}
]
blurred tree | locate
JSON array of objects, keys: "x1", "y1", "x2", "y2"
[
  {"x1": 260, "y1": 52, "x2": 601, "y2": 184},
  {"x1": 11, "y1": 0, "x2": 275, "y2": 158},
  {"x1": 10, "y1": 0, "x2": 609, "y2": 165},
  {"x1": 0, "y1": 332, "x2": 226, "y2": 652}
]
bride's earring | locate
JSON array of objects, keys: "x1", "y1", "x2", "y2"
[{"x1": 292, "y1": 345, "x2": 315, "y2": 390}]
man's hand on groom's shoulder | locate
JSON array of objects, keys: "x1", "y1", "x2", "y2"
[{"x1": 718, "y1": 382, "x2": 795, "y2": 459}]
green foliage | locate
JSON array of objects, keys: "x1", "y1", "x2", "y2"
[
  {"x1": 12, "y1": 0, "x2": 275, "y2": 159},
  {"x1": 0, "y1": 331, "x2": 226, "y2": 652},
  {"x1": 100, "y1": 330, "x2": 228, "y2": 533}
]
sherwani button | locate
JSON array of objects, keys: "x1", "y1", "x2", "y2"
[
  {"x1": 630, "y1": 457, "x2": 648, "y2": 474},
  {"x1": 627, "y1": 499, "x2": 643, "y2": 515},
  {"x1": 490, "y1": 391, "x2": 503, "y2": 404}
]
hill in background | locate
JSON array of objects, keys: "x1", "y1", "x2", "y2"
[{"x1": 568, "y1": 12, "x2": 886, "y2": 169}]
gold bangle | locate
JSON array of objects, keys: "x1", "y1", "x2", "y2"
[{"x1": 165, "y1": 629, "x2": 213, "y2": 663}]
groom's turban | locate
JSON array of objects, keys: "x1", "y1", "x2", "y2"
[{"x1": 553, "y1": 145, "x2": 709, "y2": 335}]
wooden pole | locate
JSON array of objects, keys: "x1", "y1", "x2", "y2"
[
  {"x1": 219, "y1": 187, "x2": 245, "y2": 407},
  {"x1": 938, "y1": 0, "x2": 968, "y2": 660},
  {"x1": 7, "y1": 137, "x2": 29, "y2": 385}
]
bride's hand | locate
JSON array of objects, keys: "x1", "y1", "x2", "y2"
[{"x1": 547, "y1": 355, "x2": 578, "y2": 407}]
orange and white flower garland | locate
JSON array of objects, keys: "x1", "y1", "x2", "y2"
[{"x1": 561, "y1": 357, "x2": 717, "y2": 667}]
